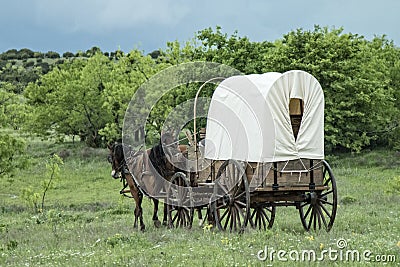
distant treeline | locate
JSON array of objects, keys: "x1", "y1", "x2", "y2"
[
  {"x1": 0, "y1": 46, "x2": 151, "y2": 92},
  {"x1": 0, "y1": 47, "x2": 126, "y2": 60}
]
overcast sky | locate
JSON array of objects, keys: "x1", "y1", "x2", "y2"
[{"x1": 1, "y1": 0, "x2": 399, "y2": 54}]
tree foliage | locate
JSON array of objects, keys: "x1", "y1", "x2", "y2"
[
  {"x1": 25, "y1": 53, "x2": 113, "y2": 146},
  {"x1": 100, "y1": 49, "x2": 167, "y2": 143},
  {"x1": 11, "y1": 26, "x2": 400, "y2": 151},
  {"x1": 262, "y1": 26, "x2": 399, "y2": 151},
  {"x1": 0, "y1": 82, "x2": 27, "y2": 177}
]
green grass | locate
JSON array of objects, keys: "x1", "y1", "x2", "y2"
[{"x1": 1, "y1": 140, "x2": 399, "y2": 266}]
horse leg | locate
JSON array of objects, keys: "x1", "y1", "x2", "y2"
[
  {"x1": 163, "y1": 203, "x2": 168, "y2": 226},
  {"x1": 131, "y1": 189, "x2": 144, "y2": 231},
  {"x1": 207, "y1": 205, "x2": 215, "y2": 226},
  {"x1": 152, "y1": 198, "x2": 161, "y2": 228},
  {"x1": 126, "y1": 174, "x2": 146, "y2": 231},
  {"x1": 137, "y1": 192, "x2": 145, "y2": 231},
  {"x1": 197, "y1": 207, "x2": 203, "y2": 226},
  {"x1": 133, "y1": 206, "x2": 138, "y2": 228},
  {"x1": 133, "y1": 192, "x2": 146, "y2": 231}
]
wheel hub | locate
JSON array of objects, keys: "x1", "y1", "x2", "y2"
[
  {"x1": 222, "y1": 194, "x2": 235, "y2": 206},
  {"x1": 306, "y1": 192, "x2": 318, "y2": 205}
]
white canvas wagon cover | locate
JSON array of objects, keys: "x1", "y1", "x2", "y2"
[{"x1": 204, "y1": 70, "x2": 324, "y2": 162}]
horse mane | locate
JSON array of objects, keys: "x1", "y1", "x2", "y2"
[
  {"x1": 149, "y1": 140, "x2": 168, "y2": 178},
  {"x1": 149, "y1": 133, "x2": 176, "y2": 178},
  {"x1": 111, "y1": 132, "x2": 174, "y2": 179}
]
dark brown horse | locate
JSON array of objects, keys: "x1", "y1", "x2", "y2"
[{"x1": 108, "y1": 134, "x2": 184, "y2": 230}]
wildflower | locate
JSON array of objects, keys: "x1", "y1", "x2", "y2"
[
  {"x1": 397, "y1": 241, "x2": 400, "y2": 248},
  {"x1": 203, "y1": 224, "x2": 213, "y2": 232},
  {"x1": 319, "y1": 243, "x2": 324, "y2": 250},
  {"x1": 305, "y1": 235, "x2": 314, "y2": 241},
  {"x1": 221, "y1": 237, "x2": 229, "y2": 245}
]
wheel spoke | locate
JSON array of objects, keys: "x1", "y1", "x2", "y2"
[
  {"x1": 229, "y1": 209, "x2": 234, "y2": 231},
  {"x1": 304, "y1": 204, "x2": 313, "y2": 219},
  {"x1": 235, "y1": 203, "x2": 245, "y2": 219},
  {"x1": 177, "y1": 211, "x2": 183, "y2": 227},
  {"x1": 258, "y1": 209, "x2": 266, "y2": 229},
  {"x1": 235, "y1": 207, "x2": 242, "y2": 230},
  {"x1": 300, "y1": 201, "x2": 309, "y2": 208},
  {"x1": 216, "y1": 203, "x2": 226, "y2": 210},
  {"x1": 312, "y1": 207, "x2": 317, "y2": 230},
  {"x1": 317, "y1": 204, "x2": 328, "y2": 229},
  {"x1": 223, "y1": 209, "x2": 231, "y2": 230},
  {"x1": 320, "y1": 190, "x2": 333, "y2": 198},
  {"x1": 250, "y1": 209, "x2": 257, "y2": 221},
  {"x1": 232, "y1": 182, "x2": 242, "y2": 196},
  {"x1": 319, "y1": 198, "x2": 333, "y2": 206},
  {"x1": 235, "y1": 191, "x2": 246, "y2": 200},
  {"x1": 257, "y1": 213, "x2": 263, "y2": 229},
  {"x1": 308, "y1": 207, "x2": 314, "y2": 230},
  {"x1": 172, "y1": 211, "x2": 179, "y2": 223},
  {"x1": 220, "y1": 208, "x2": 229, "y2": 221},
  {"x1": 324, "y1": 177, "x2": 331, "y2": 187},
  {"x1": 319, "y1": 202, "x2": 332, "y2": 219},
  {"x1": 182, "y1": 211, "x2": 188, "y2": 226},
  {"x1": 217, "y1": 182, "x2": 229, "y2": 195},
  {"x1": 260, "y1": 208, "x2": 270, "y2": 223},
  {"x1": 316, "y1": 207, "x2": 321, "y2": 229},
  {"x1": 256, "y1": 212, "x2": 260, "y2": 227},
  {"x1": 235, "y1": 200, "x2": 247, "y2": 208}
]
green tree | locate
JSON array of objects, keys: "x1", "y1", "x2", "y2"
[
  {"x1": 0, "y1": 82, "x2": 27, "y2": 177},
  {"x1": 262, "y1": 26, "x2": 399, "y2": 151},
  {"x1": 17, "y1": 48, "x2": 34, "y2": 59},
  {"x1": 25, "y1": 53, "x2": 113, "y2": 147},
  {"x1": 101, "y1": 49, "x2": 167, "y2": 143},
  {"x1": 45, "y1": 51, "x2": 60, "y2": 59},
  {"x1": 85, "y1": 46, "x2": 102, "y2": 57},
  {"x1": 62, "y1": 52, "x2": 75, "y2": 58},
  {"x1": 194, "y1": 26, "x2": 273, "y2": 73}
]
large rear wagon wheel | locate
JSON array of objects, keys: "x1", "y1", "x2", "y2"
[
  {"x1": 211, "y1": 160, "x2": 250, "y2": 233},
  {"x1": 167, "y1": 172, "x2": 193, "y2": 229},
  {"x1": 298, "y1": 160, "x2": 337, "y2": 231}
]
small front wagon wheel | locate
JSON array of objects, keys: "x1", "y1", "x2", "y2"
[
  {"x1": 211, "y1": 160, "x2": 250, "y2": 232},
  {"x1": 250, "y1": 204, "x2": 276, "y2": 230},
  {"x1": 298, "y1": 160, "x2": 337, "y2": 232},
  {"x1": 167, "y1": 172, "x2": 193, "y2": 229}
]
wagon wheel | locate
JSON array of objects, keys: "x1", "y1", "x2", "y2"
[
  {"x1": 249, "y1": 204, "x2": 276, "y2": 230},
  {"x1": 298, "y1": 160, "x2": 337, "y2": 231},
  {"x1": 211, "y1": 160, "x2": 250, "y2": 232},
  {"x1": 167, "y1": 172, "x2": 194, "y2": 228}
]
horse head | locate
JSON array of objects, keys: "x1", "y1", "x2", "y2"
[{"x1": 107, "y1": 143, "x2": 126, "y2": 179}]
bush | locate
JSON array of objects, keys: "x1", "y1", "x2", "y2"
[{"x1": 23, "y1": 60, "x2": 35, "y2": 68}]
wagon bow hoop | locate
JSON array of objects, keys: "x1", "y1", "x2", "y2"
[{"x1": 193, "y1": 77, "x2": 226, "y2": 175}]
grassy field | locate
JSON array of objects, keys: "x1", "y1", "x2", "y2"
[{"x1": 0, "y1": 139, "x2": 399, "y2": 266}]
